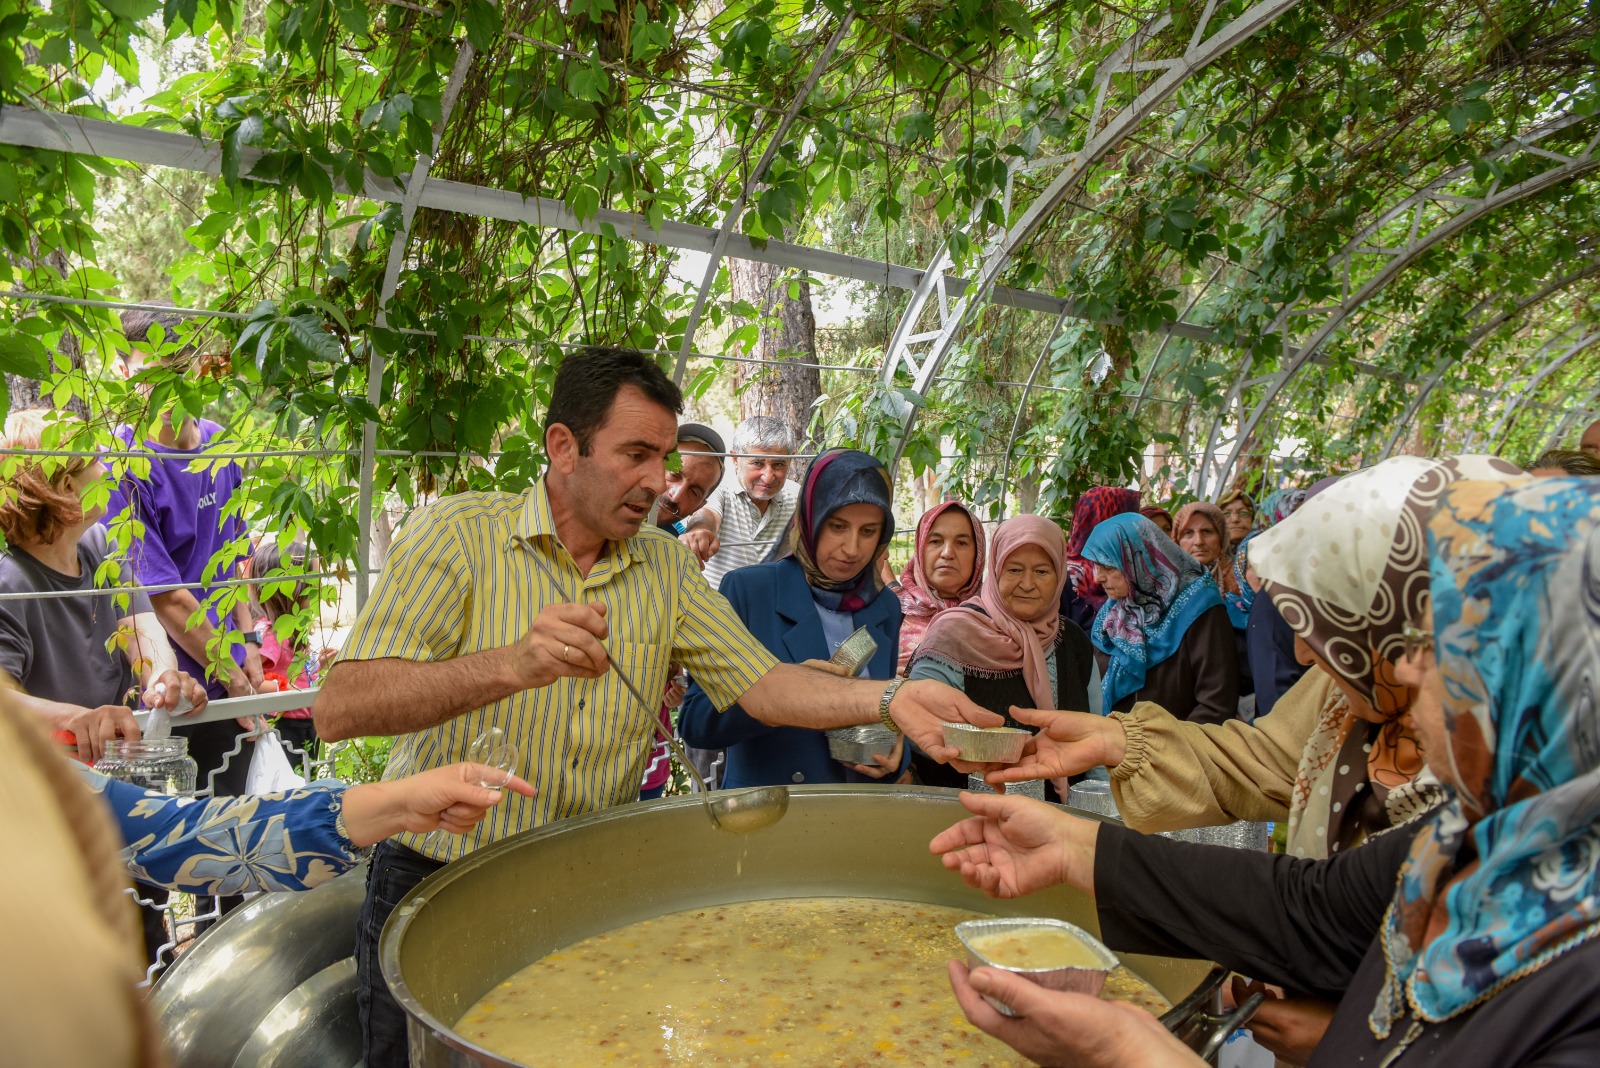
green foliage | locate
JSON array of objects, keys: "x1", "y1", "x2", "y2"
[{"x1": 0, "y1": 0, "x2": 1595, "y2": 634}]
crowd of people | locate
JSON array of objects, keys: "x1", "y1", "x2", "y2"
[{"x1": 2, "y1": 330, "x2": 1598, "y2": 1068}]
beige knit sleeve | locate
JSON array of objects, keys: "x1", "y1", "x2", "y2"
[{"x1": 1107, "y1": 669, "x2": 1334, "y2": 832}]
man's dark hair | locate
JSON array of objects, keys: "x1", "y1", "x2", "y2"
[
  {"x1": 545, "y1": 346, "x2": 683, "y2": 454},
  {"x1": 1529, "y1": 448, "x2": 1600, "y2": 476},
  {"x1": 120, "y1": 300, "x2": 197, "y2": 363}
]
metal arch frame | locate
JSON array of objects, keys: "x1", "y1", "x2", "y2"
[
  {"x1": 873, "y1": 0, "x2": 1302, "y2": 465},
  {"x1": 875, "y1": 15, "x2": 1168, "y2": 390},
  {"x1": 1456, "y1": 324, "x2": 1586, "y2": 451},
  {"x1": 1542, "y1": 382, "x2": 1600, "y2": 454},
  {"x1": 995, "y1": 309, "x2": 1072, "y2": 519},
  {"x1": 1377, "y1": 257, "x2": 1600, "y2": 459},
  {"x1": 1197, "y1": 112, "x2": 1600, "y2": 494},
  {"x1": 1484, "y1": 328, "x2": 1600, "y2": 453},
  {"x1": 0, "y1": 108, "x2": 1217, "y2": 338},
  {"x1": 353, "y1": 39, "x2": 479, "y2": 607},
  {"x1": 670, "y1": 14, "x2": 854, "y2": 385},
  {"x1": 1204, "y1": 121, "x2": 1600, "y2": 496},
  {"x1": 1128, "y1": 261, "x2": 1230, "y2": 424}
]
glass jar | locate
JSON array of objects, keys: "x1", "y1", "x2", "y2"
[{"x1": 95, "y1": 737, "x2": 199, "y2": 797}]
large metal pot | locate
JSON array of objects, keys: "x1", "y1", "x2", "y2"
[
  {"x1": 382, "y1": 786, "x2": 1223, "y2": 1067},
  {"x1": 151, "y1": 864, "x2": 367, "y2": 1068}
]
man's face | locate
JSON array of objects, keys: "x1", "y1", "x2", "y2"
[
  {"x1": 1581, "y1": 418, "x2": 1600, "y2": 458},
  {"x1": 656, "y1": 443, "x2": 721, "y2": 526},
  {"x1": 738, "y1": 448, "x2": 790, "y2": 501},
  {"x1": 563, "y1": 385, "x2": 679, "y2": 542}
]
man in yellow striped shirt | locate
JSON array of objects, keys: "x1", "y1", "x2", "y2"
[{"x1": 316, "y1": 346, "x2": 1000, "y2": 1067}]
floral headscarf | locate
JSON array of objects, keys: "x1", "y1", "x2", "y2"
[
  {"x1": 774, "y1": 448, "x2": 894, "y2": 612},
  {"x1": 1082, "y1": 513, "x2": 1223, "y2": 713},
  {"x1": 1253, "y1": 455, "x2": 1523, "y2": 858},
  {"x1": 912, "y1": 516, "x2": 1067, "y2": 710},
  {"x1": 1064, "y1": 487, "x2": 1141, "y2": 612},
  {"x1": 1372, "y1": 477, "x2": 1600, "y2": 1035},
  {"x1": 1225, "y1": 531, "x2": 1258, "y2": 629},
  {"x1": 1256, "y1": 488, "x2": 1308, "y2": 530},
  {"x1": 895, "y1": 502, "x2": 986, "y2": 673}
]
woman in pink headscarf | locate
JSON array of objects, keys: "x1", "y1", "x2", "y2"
[
  {"x1": 907, "y1": 515, "x2": 1099, "y2": 789},
  {"x1": 893, "y1": 502, "x2": 986, "y2": 675}
]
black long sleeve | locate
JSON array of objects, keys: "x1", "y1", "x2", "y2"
[{"x1": 1093, "y1": 820, "x2": 1419, "y2": 1001}]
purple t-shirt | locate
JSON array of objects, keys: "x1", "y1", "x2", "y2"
[{"x1": 103, "y1": 419, "x2": 247, "y2": 699}]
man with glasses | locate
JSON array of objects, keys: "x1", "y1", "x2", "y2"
[{"x1": 678, "y1": 415, "x2": 800, "y2": 591}]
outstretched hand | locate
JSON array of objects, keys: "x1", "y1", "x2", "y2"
[
  {"x1": 985, "y1": 706, "x2": 1127, "y2": 786},
  {"x1": 948, "y1": 961, "x2": 1202, "y2": 1068},
  {"x1": 889, "y1": 680, "x2": 1006, "y2": 773},
  {"x1": 929, "y1": 790, "x2": 1098, "y2": 899},
  {"x1": 343, "y1": 762, "x2": 537, "y2": 846}
]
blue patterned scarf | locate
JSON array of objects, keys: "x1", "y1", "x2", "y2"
[
  {"x1": 1083, "y1": 513, "x2": 1223, "y2": 713},
  {"x1": 1372, "y1": 477, "x2": 1600, "y2": 1034}
]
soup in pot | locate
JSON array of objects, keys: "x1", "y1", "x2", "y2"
[{"x1": 457, "y1": 897, "x2": 1169, "y2": 1066}]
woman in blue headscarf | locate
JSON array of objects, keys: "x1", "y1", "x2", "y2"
[
  {"x1": 931, "y1": 477, "x2": 1600, "y2": 1068},
  {"x1": 679, "y1": 448, "x2": 907, "y2": 787},
  {"x1": 1080, "y1": 513, "x2": 1239, "y2": 724}
]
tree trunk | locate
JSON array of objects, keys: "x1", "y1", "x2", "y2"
[{"x1": 728, "y1": 260, "x2": 821, "y2": 451}]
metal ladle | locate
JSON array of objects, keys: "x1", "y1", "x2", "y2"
[{"x1": 514, "y1": 537, "x2": 789, "y2": 835}]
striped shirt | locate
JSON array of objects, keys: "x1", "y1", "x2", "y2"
[
  {"x1": 700, "y1": 480, "x2": 800, "y2": 591},
  {"x1": 338, "y1": 479, "x2": 778, "y2": 861}
]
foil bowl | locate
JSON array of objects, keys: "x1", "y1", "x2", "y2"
[
  {"x1": 941, "y1": 722, "x2": 1031, "y2": 764},
  {"x1": 956, "y1": 917, "x2": 1118, "y2": 1017},
  {"x1": 966, "y1": 773, "x2": 1046, "y2": 801},
  {"x1": 826, "y1": 726, "x2": 900, "y2": 766}
]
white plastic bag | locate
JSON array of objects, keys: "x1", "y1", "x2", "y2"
[{"x1": 245, "y1": 728, "x2": 307, "y2": 793}]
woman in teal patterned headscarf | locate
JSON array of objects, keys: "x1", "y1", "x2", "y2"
[{"x1": 1372, "y1": 477, "x2": 1600, "y2": 1037}]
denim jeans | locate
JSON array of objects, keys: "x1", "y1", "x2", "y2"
[{"x1": 355, "y1": 839, "x2": 444, "y2": 1067}]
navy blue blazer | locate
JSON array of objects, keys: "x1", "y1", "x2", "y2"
[{"x1": 679, "y1": 557, "x2": 903, "y2": 789}]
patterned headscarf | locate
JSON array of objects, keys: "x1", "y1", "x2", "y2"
[
  {"x1": 774, "y1": 448, "x2": 894, "y2": 612},
  {"x1": 1064, "y1": 487, "x2": 1141, "y2": 612},
  {"x1": 1138, "y1": 505, "x2": 1173, "y2": 532},
  {"x1": 1253, "y1": 456, "x2": 1522, "y2": 858},
  {"x1": 912, "y1": 515, "x2": 1068, "y2": 709},
  {"x1": 1226, "y1": 531, "x2": 1258, "y2": 629},
  {"x1": 1371, "y1": 477, "x2": 1600, "y2": 1035},
  {"x1": 895, "y1": 501, "x2": 987, "y2": 673},
  {"x1": 1252, "y1": 455, "x2": 1522, "y2": 712},
  {"x1": 1256, "y1": 488, "x2": 1308, "y2": 529},
  {"x1": 1082, "y1": 513, "x2": 1223, "y2": 713},
  {"x1": 1173, "y1": 500, "x2": 1237, "y2": 597}
]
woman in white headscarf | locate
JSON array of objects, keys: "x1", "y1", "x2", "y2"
[{"x1": 990, "y1": 455, "x2": 1522, "y2": 857}]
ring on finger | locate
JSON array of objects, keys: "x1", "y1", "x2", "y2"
[{"x1": 562, "y1": 644, "x2": 571, "y2": 663}]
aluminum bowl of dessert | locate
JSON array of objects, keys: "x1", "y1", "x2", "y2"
[{"x1": 380, "y1": 786, "x2": 1235, "y2": 1067}]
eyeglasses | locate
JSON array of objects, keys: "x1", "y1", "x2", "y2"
[{"x1": 1401, "y1": 620, "x2": 1434, "y2": 661}]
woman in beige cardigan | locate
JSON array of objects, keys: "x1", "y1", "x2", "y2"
[{"x1": 992, "y1": 455, "x2": 1521, "y2": 860}]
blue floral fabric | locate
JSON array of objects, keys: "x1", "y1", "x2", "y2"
[
  {"x1": 1223, "y1": 531, "x2": 1258, "y2": 629},
  {"x1": 78, "y1": 766, "x2": 359, "y2": 896},
  {"x1": 1372, "y1": 477, "x2": 1600, "y2": 1034},
  {"x1": 1084, "y1": 513, "x2": 1224, "y2": 713}
]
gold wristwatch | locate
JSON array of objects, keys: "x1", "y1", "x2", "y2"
[{"x1": 878, "y1": 678, "x2": 907, "y2": 734}]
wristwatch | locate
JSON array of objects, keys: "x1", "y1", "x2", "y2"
[{"x1": 878, "y1": 678, "x2": 907, "y2": 734}]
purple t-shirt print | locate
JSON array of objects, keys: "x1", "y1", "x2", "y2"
[{"x1": 102, "y1": 418, "x2": 248, "y2": 700}]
